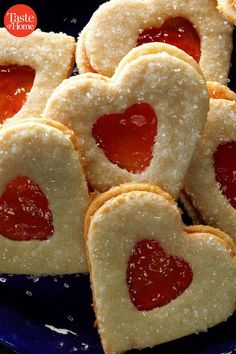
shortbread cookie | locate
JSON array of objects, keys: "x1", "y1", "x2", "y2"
[
  {"x1": 45, "y1": 43, "x2": 209, "y2": 198},
  {"x1": 183, "y1": 85, "x2": 236, "y2": 242},
  {"x1": 0, "y1": 119, "x2": 90, "y2": 274},
  {"x1": 217, "y1": 0, "x2": 236, "y2": 24},
  {"x1": 76, "y1": 0, "x2": 232, "y2": 84},
  {"x1": 0, "y1": 28, "x2": 75, "y2": 123},
  {"x1": 85, "y1": 183, "x2": 236, "y2": 354}
]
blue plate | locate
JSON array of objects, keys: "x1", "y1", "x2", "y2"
[
  {"x1": 0, "y1": 1, "x2": 236, "y2": 353},
  {"x1": 0, "y1": 274, "x2": 236, "y2": 354}
]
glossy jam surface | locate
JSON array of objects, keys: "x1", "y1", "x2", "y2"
[
  {"x1": 92, "y1": 103, "x2": 157, "y2": 173},
  {"x1": 0, "y1": 176, "x2": 54, "y2": 241},
  {"x1": 213, "y1": 141, "x2": 236, "y2": 209},
  {"x1": 126, "y1": 239, "x2": 193, "y2": 311},
  {"x1": 137, "y1": 17, "x2": 201, "y2": 63},
  {"x1": 0, "y1": 65, "x2": 35, "y2": 123}
]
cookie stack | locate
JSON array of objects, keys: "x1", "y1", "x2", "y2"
[{"x1": 0, "y1": 1, "x2": 236, "y2": 353}]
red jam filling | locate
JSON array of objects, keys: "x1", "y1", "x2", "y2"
[
  {"x1": 137, "y1": 17, "x2": 201, "y2": 63},
  {"x1": 126, "y1": 239, "x2": 193, "y2": 311},
  {"x1": 213, "y1": 141, "x2": 236, "y2": 209},
  {"x1": 92, "y1": 103, "x2": 157, "y2": 173},
  {"x1": 0, "y1": 176, "x2": 54, "y2": 241},
  {"x1": 0, "y1": 65, "x2": 35, "y2": 123}
]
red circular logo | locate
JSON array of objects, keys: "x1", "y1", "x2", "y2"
[{"x1": 4, "y1": 4, "x2": 37, "y2": 37}]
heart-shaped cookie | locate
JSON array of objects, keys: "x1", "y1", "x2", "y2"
[
  {"x1": 76, "y1": 0, "x2": 232, "y2": 84},
  {"x1": 85, "y1": 183, "x2": 236, "y2": 354},
  {"x1": 45, "y1": 43, "x2": 209, "y2": 198},
  {"x1": 183, "y1": 82, "x2": 236, "y2": 242},
  {"x1": 0, "y1": 119, "x2": 90, "y2": 274},
  {"x1": 217, "y1": 0, "x2": 236, "y2": 25},
  {"x1": 0, "y1": 28, "x2": 75, "y2": 123}
]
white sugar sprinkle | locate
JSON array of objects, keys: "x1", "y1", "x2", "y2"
[{"x1": 45, "y1": 324, "x2": 78, "y2": 336}]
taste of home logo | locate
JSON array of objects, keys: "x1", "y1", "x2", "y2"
[{"x1": 4, "y1": 4, "x2": 37, "y2": 37}]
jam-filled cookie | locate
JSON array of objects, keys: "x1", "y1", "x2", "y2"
[
  {"x1": 183, "y1": 83, "x2": 236, "y2": 241},
  {"x1": 85, "y1": 183, "x2": 236, "y2": 354},
  {"x1": 76, "y1": 0, "x2": 232, "y2": 84},
  {"x1": 217, "y1": 0, "x2": 236, "y2": 25},
  {"x1": 45, "y1": 43, "x2": 209, "y2": 198},
  {"x1": 0, "y1": 28, "x2": 75, "y2": 123},
  {"x1": 0, "y1": 119, "x2": 90, "y2": 274}
]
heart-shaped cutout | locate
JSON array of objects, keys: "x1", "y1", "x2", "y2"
[
  {"x1": 0, "y1": 65, "x2": 35, "y2": 123},
  {"x1": 86, "y1": 183, "x2": 236, "y2": 353},
  {"x1": 137, "y1": 17, "x2": 201, "y2": 63},
  {"x1": 0, "y1": 176, "x2": 54, "y2": 241},
  {"x1": 92, "y1": 103, "x2": 157, "y2": 173},
  {"x1": 127, "y1": 239, "x2": 193, "y2": 311},
  {"x1": 213, "y1": 141, "x2": 236, "y2": 209}
]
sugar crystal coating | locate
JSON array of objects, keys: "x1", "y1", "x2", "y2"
[
  {"x1": 87, "y1": 190, "x2": 236, "y2": 353},
  {"x1": 0, "y1": 120, "x2": 90, "y2": 274},
  {"x1": 0, "y1": 28, "x2": 75, "y2": 120},
  {"x1": 77, "y1": 0, "x2": 232, "y2": 84}
]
